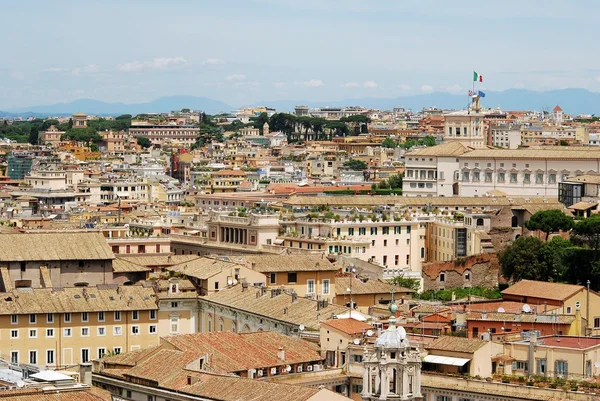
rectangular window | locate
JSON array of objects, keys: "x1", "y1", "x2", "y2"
[
  {"x1": 29, "y1": 314, "x2": 36, "y2": 324},
  {"x1": 81, "y1": 349, "x2": 90, "y2": 363},
  {"x1": 383, "y1": 239, "x2": 388, "y2": 247},
  {"x1": 47, "y1": 313, "x2": 54, "y2": 324},
  {"x1": 462, "y1": 171, "x2": 469, "y2": 181},
  {"x1": 29, "y1": 329, "x2": 37, "y2": 338},
  {"x1": 81, "y1": 327, "x2": 89, "y2": 337},
  {"x1": 536, "y1": 173, "x2": 543, "y2": 184},
  {"x1": 11, "y1": 329, "x2": 18, "y2": 339},
  {"x1": 288, "y1": 272, "x2": 297, "y2": 283},
  {"x1": 47, "y1": 350, "x2": 55, "y2": 365},
  {"x1": 382, "y1": 227, "x2": 389, "y2": 235},
  {"x1": 132, "y1": 325, "x2": 140, "y2": 335},
  {"x1": 98, "y1": 348, "x2": 106, "y2": 359},
  {"x1": 473, "y1": 171, "x2": 480, "y2": 181},
  {"x1": 114, "y1": 326, "x2": 123, "y2": 336},
  {"x1": 64, "y1": 328, "x2": 72, "y2": 337},
  {"x1": 132, "y1": 310, "x2": 139, "y2": 320},
  {"x1": 170, "y1": 317, "x2": 179, "y2": 334},
  {"x1": 269, "y1": 272, "x2": 276, "y2": 285},
  {"x1": 348, "y1": 227, "x2": 354, "y2": 236},
  {"x1": 322, "y1": 279, "x2": 330, "y2": 295},
  {"x1": 370, "y1": 227, "x2": 378, "y2": 235},
  {"x1": 524, "y1": 173, "x2": 530, "y2": 183},
  {"x1": 114, "y1": 311, "x2": 121, "y2": 321},
  {"x1": 307, "y1": 279, "x2": 315, "y2": 294},
  {"x1": 555, "y1": 360, "x2": 568, "y2": 377},
  {"x1": 510, "y1": 173, "x2": 517, "y2": 183},
  {"x1": 549, "y1": 174, "x2": 556, "y2": 184},
  {"x1": 149, "y1": 324, "x2": 157, "y2": 334},
  {"x1": 11, "y1": 351, "x2": 18, "y2": 364},
  {"x1": 64, "y1": 313, "x2": 71, "y2": 323},
  {"x1": 98, "y1": 327, "x2": 106, "y2": 336},
  {"x1": 47, "y1": 328, "x2": 54, "y2": 338},
  {"x1": 594, "y1": 317, "x2": 600, "y2": 328},
  {"x1": 150, "y1": 310, "x2": 157, "y2": 320},
  {"x1": 98, "y1": 311, "x2": 105, "y2": 322},
  {"x1": 29, "y1": 350, "x2": 37, "y2": 365},
  {"x1": 498, "y1": 172, "x2": 505, "y2": 182},
  {"x1": 485, "y1": 172, "x2": 492, "y2": 182},
  {"x1": 11, "y1": 315, "x2": 17, "y2": 324},
  {"x1": 171, "y1": 301, "x2": 179, "y2": 308},
  {"x1": 81, "y1": 312, "x2": 88, "y2": 322}
]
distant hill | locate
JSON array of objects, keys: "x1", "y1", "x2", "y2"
[
  {"x1": 251, "y1": 88, "x2": 600, "y2": 115},
  {"x1": 7, "y1": 96, "x2": 233, "y2": 116},
  {"x1": 5, "y1": 88, "x2": 600, "y2": 117}
]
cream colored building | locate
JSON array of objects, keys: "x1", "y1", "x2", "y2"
[
  {"x1": 0, "y1": 285, "x2": 158, "y2": 367},
  {"x1": 443, "y1": 101, "x2": 486, "y2": 147},
  {"x1": 206, "y1": 210, "x2": 280, "y2": 249}
]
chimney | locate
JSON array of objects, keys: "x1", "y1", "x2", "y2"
[
  {"x1": 277, "y1": 347, "x2": 285, "y2": 361},
  {"x1": 79, "y1": 363, "x2": 92, "y2": 385},
  {"x1": 291, "y1": 292, "x2": 298, "y2": 304}
]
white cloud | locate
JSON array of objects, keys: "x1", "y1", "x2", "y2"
[
  {"x1": 201, "y1": 58, "x2": 225, "y2": 66},
  {"x1": 364, "y1": 80, "x2": 379, "y2": 88},
  {"x1": 294, "y1": 79, "x2": 324, "y2": 87},
  {"x1": 235, "y1": 81, "x2": 260, "y2": 87},
  {"x1": 273, "y1": 81, "x2": 286, "y2": 88},
  {"x1": 398, "y1": 84, "x2": 411, "y2": 91},
  {"x1": 72, "y1": 64, "x2": 99, "y2": 75},
  {"x1": 420, "y1": 84, "x2": 434, "y2": 93},
  {"x1": 444, "y1": 84, "x2": 463, "y2": 93},
  {"x1": 117, "y1": 57, "x2": 187, "y2": 72},
  {"x1": 342, "y1": 82, "x2": 360, "y2": 88},
  {"x1": 226, "y1": 74, "x2": 246, "y2": 81},
  {"x1": 43, "y1": 67, "x2": 69, "y2": 73}
]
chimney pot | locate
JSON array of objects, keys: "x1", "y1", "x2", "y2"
[{"x1": 277, "y1": 347, "x2": 285, "y2": 361}]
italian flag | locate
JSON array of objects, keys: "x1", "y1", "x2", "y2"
[{"x1": 473, "y1": 71, "x2": 483, "y2": 82}]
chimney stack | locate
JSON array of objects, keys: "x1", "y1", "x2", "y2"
[{"x1": 277, "y1": 347, "x2": 285, "y2": 361}]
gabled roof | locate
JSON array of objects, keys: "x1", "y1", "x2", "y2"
[
  {"x1": 321, "y1": 318, "x2": 374, "y2": 335},
  {"x1": 426, "y1": 335, "x2": 487, "y2": 354},
  {"x1": 406, "y1": 141, "x2": 470, "y2": 157},
  {"x1": 244, "y1": 254, "x2": 338, "y2": 273},
  {"x1": 501, "y1": 279, "x2": 584, "y2": 302},
  {"x1": 335, "y1": 275, "x2": 414, "y2": 295},
  {"x1": 0, "y1": 232, "x2": 114, "y2": 261},
  {"x1": 553, "y1": 105, "x2": 563, "y2": 112}
]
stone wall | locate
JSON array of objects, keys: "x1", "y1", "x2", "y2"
[{"x1": 422, "y1": 253, "x2": 500, "y2": 292}]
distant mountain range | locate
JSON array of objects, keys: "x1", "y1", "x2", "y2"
[{"x1": 2, "y1": 88, "x2": 600, "y2": 117}]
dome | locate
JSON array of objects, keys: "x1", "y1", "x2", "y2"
[{"x1": 375, "y1": 324, "x2": 409, "y2": 349}]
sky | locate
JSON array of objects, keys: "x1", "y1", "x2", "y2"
[{"x1": 2, "y1": 0, "x2": 600, "y2": 109}]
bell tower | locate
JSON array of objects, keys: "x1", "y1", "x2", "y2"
[{"x1": 362, "y1": 304, "x2": 422, "y2": 400}]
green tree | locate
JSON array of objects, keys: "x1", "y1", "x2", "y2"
[
  {"x1": 387, "y1": 174, "x2": 403, "y2": 189},
  {"x1": 572, "y1": 214, "x2": 600, "y2": 259},
  {"x1": 525, "y1": 209, "x2": 573, "y2": 241},
  {"x1": 28, "y1": 127, "x2": 39, "y2": 145},
  {"x1": 136, "y1": 136, "x2": 152, "y2": 149},
  {"x1": 191, "y1": 126, "x2": 224, "y2": 149},
  {"x1": 422, "y1": 135, "x2": 437, "y2": 146},
  {"x1": 68, "y1": 118, "x2": 73, "y2": 129},
  {"x1": 389, "y1": 275, "x2": 420, "y2": 292},
  {"x1": 343, "y1": 159, "x2": 368, "y2": 171},
  {"x1": 381, "y1": 137, "x2": 397, "y2": 148},
  {"x1": 251, "y1": 112, "x2": 269, "y2": 134},
  {"x1": 499, "y1": 236, "x2": 571, "y2": 282}
]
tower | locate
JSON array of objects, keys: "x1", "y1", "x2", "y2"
[
  {"x1": 362, "y1": 304, "x2": 422, "y2": 400},
  {"x1": 443, "y1": 94, "x2": 485, "y2": 147},
  {"x1": 263, "y1": 121, "x2": 270, "y2": 136}
]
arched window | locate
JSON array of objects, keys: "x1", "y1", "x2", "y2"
[
  {"x1": 476, "y1": 218, "x2": 484, "y2": 226},
  {"x1": 242, "y1": 324, "x2": 251, "y2": 333},
  {"x1": 219, "y1": 318, "x2": 224, "y2": 332},
  {"x1": 511, "y1": 216, "x2": 518, "y2": 228},
  {"x1": 207, "y1": 316, "x2": 212, "y2": 332}
]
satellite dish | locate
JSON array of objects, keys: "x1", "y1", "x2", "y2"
[
  {"x1": 16, "y1": 380, "x2": 24, "y2": 388},
  {"x1": 595, "y1": 362, "x2": 600, "y2": 368},
  {"x1": 299, "y1": 324, "x2": 305, "y2": 331},
  {"x1": 522, "y1": 304, "x2": 532, "y2": 313},
  {"x1": 366, "y1": 330, "x2": 374, "y2": 337},
  {"x1": 353, "y1": 338, "x2": 360, "y2": 345},
  {"x1": 497, "y1": 307, "x2": 506, "y2": 313},
  {"x1": 286, "y1": 365, "x2": 292, "y2": 372}
]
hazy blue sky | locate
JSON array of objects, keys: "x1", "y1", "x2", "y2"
[{"x1": 2, "y1": 0, "x2": 600, "y2": 108}]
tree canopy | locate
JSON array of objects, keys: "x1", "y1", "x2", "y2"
[
  {"x1": 136, "y1": 136, "x2": 152, "y2": 149},
  {"x1": 525, "y1": 209, "x2": 573, "y2": 241},
  {"x1": 343, "y1": 159, "x2": 368, "y2": 171}
]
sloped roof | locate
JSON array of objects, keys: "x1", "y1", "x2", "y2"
[
  {"x1": 321, "y1": 318, "x2": 374, "y2": 335},
  {"x1": 426, "y1": 335, "x2": 487, "y2": 354},
  {"x1": 201, "y1": 285, "x2": 348, "y2": 330},
  {"x1": 406, "y1": 142, "x2": 470, "y2": 157},
  {"x1": 112, "y1": 258, "x2": 152, "y2": 273},
  {"x1": 244, "y1": 254, "x2": 338, "y2": 273},
  {"x1": 501, "y1": 279, "x2": 584, "y2": 301},
  {"x1": 167, "y1": 257, "x2": 241, "y2": 280},
  {"x1": 335, "y1": 275, "x2": 414, "y2": 295},
  {"x1": 0, "y1": 285, "x2": 157, "y2": 314},
  {"x1": 114, "y1": 254, "x2": 200, "y2": 267},
  {"x1": 0, "y1": 233, "x2": 114, "y2": 261}
]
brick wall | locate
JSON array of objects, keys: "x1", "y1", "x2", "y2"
[{"x1": 422, "y1": 253, "x2": 500, "y2": 291}]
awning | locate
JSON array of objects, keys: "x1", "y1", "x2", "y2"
[
  {"x1": 423, "y1": 355, "x2": 470, "y2": 366},
  {"x1": 273, "y1": 239, "x2": 285, "y2": 245}
]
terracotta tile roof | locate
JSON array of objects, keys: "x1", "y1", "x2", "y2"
[
  {"x1": 0, "y1": 285, "x2": 157, "y2": 314},
  {"x1": 212, "y1": 169, "x2": 247, "y2": 176},
  {"x1": 466, "y1": 312, "x2": 575, "y2": 324},
  {"x1": 168, "y1": 257, "x2": 241, "y2": 279},
  {"x1": 201, "y1": 284, "x2": 348, "y2": 330},
  {"x1": 112, "y1": 257, "x2": 152, "y2": 273},
  {"x1": 461, "y1": 147, "x2": 600, "y2": 160},
  {"x1": 0, "y1": 387, "x2": 111, "y2": 401},
  {"x1": 426, "y1": 335, "x2": 487, "y2": 354},
  {"x1": 0, "y1": 232, "x2": 114, "y2": 261},
  {"x1": 501, "y1": 279, "x2": 584, "y2": 301},
  {"x1": 114, "y1": 254, "x2": 200, "y2": 267},
  {"x1": 321, "y1": 318, "x2": 374, "y2": 335},
  {"x1": 244, "y1": 254, "x2": 338, "y2": 273},
  {"x1": 335, "y1": 275, "x2": 414, "y2": 295},
  {"x1": 181, "y1": 372, "x2": 347, "y2": 401},
  {"x1": 406, "y1": 142, "x2": 470, "y2": 157}
]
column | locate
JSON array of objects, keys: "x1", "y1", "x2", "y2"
[
  {"x1": 235, "y1": 228, "x2": 239, "y2": 244},
  {"x1": 362, "y1": 366, "x2": 370, "y2": 396},
  {"x1": 380, "y1": 366, "x2": 388, "y2": 398},
  {"x1": 243, "y1": 229, "x2": 247, "y2": 244}
]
